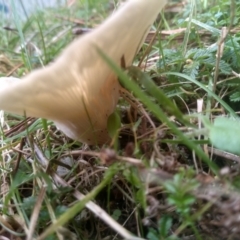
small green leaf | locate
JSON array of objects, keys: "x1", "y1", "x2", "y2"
[
  {"x1": 209, "y1": 117, "x2": 240, "y2": 154},
  {"x1": 112, "y1": 209, "x2": 121, "y2": 221},
  {"x1": 147, "y1": 229, "x2": 159, "y2": 240},
  {"x1": 136, "y1": 188, "x2": 147, "y2": 209},
  {"x1": 187, "y1": 18, "x2": 221, "y2": 35},
  {"x1": 107, "y1": 110, "x2": 121, "y2": 138},
  {"x1": 158, "y1": 216, "x2": 173, "y2": 238}
]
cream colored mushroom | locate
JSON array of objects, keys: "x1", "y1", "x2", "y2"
[{"x1": 0, "y1": 0, "x2": 167, "y2": 145}]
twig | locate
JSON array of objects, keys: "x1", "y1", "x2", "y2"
[{"x1": 26, "y1": 187, "x2": 46, "y2": 240}]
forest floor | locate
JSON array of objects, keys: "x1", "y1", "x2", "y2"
[{"x1": 0, "y1": 0, "x2": 240, "y2": 239}]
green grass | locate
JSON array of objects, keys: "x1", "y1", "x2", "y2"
[{"x1": 1, "y1": 0, "x2": 240, "y2": 239}]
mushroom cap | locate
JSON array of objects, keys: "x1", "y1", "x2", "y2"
[{"x1": 0, "y1": 0, "x2": 167, "y2": 144}]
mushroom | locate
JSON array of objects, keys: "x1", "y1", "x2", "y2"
[{"x1": 0, "y1": 0, "x2": 167, "y2": 145}]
